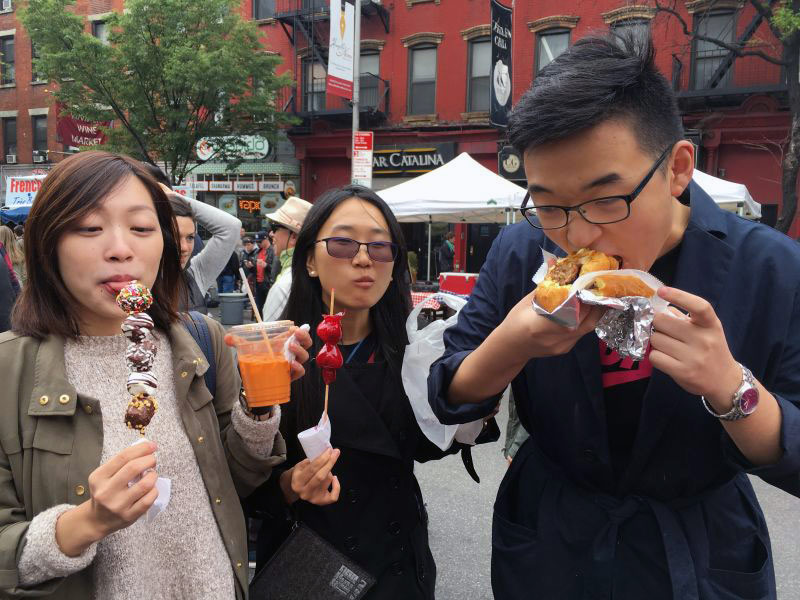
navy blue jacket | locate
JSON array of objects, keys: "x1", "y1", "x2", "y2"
[{"x1": 428, "y1": 182, "x2": 800, "y2": 600}]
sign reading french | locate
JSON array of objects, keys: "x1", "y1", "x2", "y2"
[
  {"x1": 327, "y1": 0, "x2": 355, "y2": 99},
  {"x1": 5, "y1": 175, "x2": 46, "y2": 207}
]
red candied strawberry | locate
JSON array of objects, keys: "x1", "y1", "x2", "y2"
[
  {"x1": 317, "y1": 313, "x2": 344, "y2": 345},
  {"x1": 316, "y1": 343, "x2": 343, "y2": 370},
  {"x1": 322, "y1": 367, "x2": 338, "y2": 385}
]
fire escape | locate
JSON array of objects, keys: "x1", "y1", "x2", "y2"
[{"x1": 275, "y1": 0, "x2": 391, "y2": 132}]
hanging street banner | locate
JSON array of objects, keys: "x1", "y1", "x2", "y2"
[
  {"x1": 195, "y1": 136, "x2": 270, "y2": 162},
  {"x1": 352, "y1": 131, "x2": 374, "y2": 187},
  {"x1": 490, "y1": 0, "x2": 513, "y2": 128},
  {"x1": 327, "y1": 0, "x2": 355, "y2": 99},
  {"x1": 56, "y1": 104, "x2": 112, "y2": 148}
]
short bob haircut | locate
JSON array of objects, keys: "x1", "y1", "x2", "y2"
[{"x1": 12, "y1": 151, "x2": 183, "y2": 339}]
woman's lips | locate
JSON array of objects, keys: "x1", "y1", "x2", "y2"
[
  {"x1": 353, "y1": 278, "x2": 375, "y2": 289},
  {"x1": 101, "y1": 279, "x2": 135, "y2": 297}
]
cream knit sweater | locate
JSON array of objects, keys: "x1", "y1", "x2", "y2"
[{"x1": 17, "y1": 333, "x2": 280, "y2": 599}]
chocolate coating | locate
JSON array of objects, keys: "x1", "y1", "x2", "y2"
[
  {"x1": 125, "y1": 342, "x2": 155, "y2": 372},
  {"x1": 122, "y1": 314, "x2": 155, "y2": 342},
  {"x1": 127, "y1": 370, "x2": 158, "y2": 396},
  {"x1": 124, "y1": 394, "x2": 158, "y2": 435}
]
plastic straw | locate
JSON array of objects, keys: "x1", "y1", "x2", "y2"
[{"x1": 238, "y1": 267, "x2": 275, "y2": 358}]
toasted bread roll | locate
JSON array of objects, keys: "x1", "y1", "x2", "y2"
[
  {"x1": 590, "y1": 274, "x2": 655, "y2": 298},
  {"x1": 534, "y1": 249, "x2": 620, "y2": 312}
]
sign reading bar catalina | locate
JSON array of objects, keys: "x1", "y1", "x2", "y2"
[
  {"x1": 195, "y1": 136, "x2": 270, "y2": 161},
  {"x1": 327, "y1": 0, "x2": 355, "y2": 99},
  {"x1": 490, "y1": 0, "x2": 513, "y2": 128},
  {"x1": 372, "y1": 144, "x2": 456, "y2": 176}
]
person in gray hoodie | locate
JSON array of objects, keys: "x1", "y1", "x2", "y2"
[{"x1": 165, "y1": 188, "x2": 242, "y2": 314}]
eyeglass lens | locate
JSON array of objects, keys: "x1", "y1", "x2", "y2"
[
  {"x1": 325, "y1": 237, "x2": 397, "y2": 262},
  {"x1": 535, "y1": 197, "x2": 630, "y2": 228}
]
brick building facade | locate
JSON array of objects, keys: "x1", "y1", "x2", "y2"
[{"x1": 0, "y1": 1, "x2": 796, "y2": 254}]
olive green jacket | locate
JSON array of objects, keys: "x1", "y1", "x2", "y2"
[{"x1": 0, "y1": 318, "x2": 286, "y2": 599}]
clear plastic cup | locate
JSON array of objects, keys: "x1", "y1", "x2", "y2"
[{"x1": 228, "y1": 320, "x2": 294, "y2": 410}]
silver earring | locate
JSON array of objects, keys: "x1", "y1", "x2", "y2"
[{"x1": 309, "y1": 270, "x2": 317, "y2": 277}]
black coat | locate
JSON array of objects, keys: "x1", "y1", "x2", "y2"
[
  {"x1": 429, "y1": 182, "x2": 800, "y2": 600},
  {"x1": 254, "y1": 355, "x2": 459, "y2": 600}
]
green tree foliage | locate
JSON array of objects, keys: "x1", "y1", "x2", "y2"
[{"x1": 21, "y1": 0, "x2": 294, "y2": 183}]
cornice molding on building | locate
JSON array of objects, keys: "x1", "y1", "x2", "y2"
[
  {"x1": 402, "y1": 113, "x2": 438, "y2": 124},
  {"x1": 28, "y1": 107, "x2": 48, "y2": 116},
  {"x1": 461, "y1": 24, "x2": 491, "y2": 41},
  {"x1": 684, "y1": 0, "x2": 744, "y2": 14},
  {"x1": 0, "y1": 28, "x2": 16, "y2": 37},
  {"x1": 527, "y1": 16, "x2": 579, "y2": 34},
  {"x1": 255, "y1": 17, "x2": 277, "y2": 25},
  {"x1": 602, "y1": 6, "x2": 656, "y2": 25},
  {"x1": 460, "y1": 111, "x2": 490, "y2": 123},
  {"x1": 87, "y1": 12, "x2": 113, "y2": 22},
  {"x1": 0, "y1": 110, "x2": 17, "y2": 118},
  {"x1": 361, "y1": 39, "x2": 387, "y2": 51},
  {"x1": 401, "y1": 32, "x2": 444, "y2": 48},
  {"x1": 406, "y1": 0, "x2": 440, "y2": 9}
]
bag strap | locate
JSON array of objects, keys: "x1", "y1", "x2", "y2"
[{"x1": 181, "y1": 311, "x2": 217, "y2": 394}]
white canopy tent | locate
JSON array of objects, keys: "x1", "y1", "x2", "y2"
[
  {"x1": 377, "y1": 152, "x2": 526, "y2": 277},
  {"x1": 692, "y1": 169, "x2": 761, "y2": 219}
]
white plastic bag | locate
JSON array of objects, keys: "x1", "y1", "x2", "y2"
[{"x1": 402, "y1": 294, "x2": 485, "y2": 451}]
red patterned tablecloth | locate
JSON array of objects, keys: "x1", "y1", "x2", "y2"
[{"x1": 411, "y1": 292, "x2": 441, "y2": 310}]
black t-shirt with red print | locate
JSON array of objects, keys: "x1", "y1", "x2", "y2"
[{"x1": 602, "y1": 242, "x2": 682, "y2": 478}]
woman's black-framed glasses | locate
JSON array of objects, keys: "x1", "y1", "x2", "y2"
[
  {"x1": 316, "y1": 237, "x2": 399, "y2": 262},
  {"x1": 519, "y1": 144, "x2": 674, "y2": 230}
]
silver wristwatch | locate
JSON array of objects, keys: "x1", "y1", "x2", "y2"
[{"x1": 701, "y1": 363, "x2": 759, "y2": 421}]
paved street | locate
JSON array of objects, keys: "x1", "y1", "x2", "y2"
[{"x1": 417, "y1": 398, "x2": 800, "y2": 599}]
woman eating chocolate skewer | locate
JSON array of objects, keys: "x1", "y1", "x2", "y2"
[
  {"x1": 245, "y1": 185, "x2": 462, "y2": 600},
  {"x1": 0, "y1": 151, "x2": 311, "y2": 600}
]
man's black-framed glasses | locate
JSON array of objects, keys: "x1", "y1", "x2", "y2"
[
  {"x1": 316, "y1": 237, "x2": 399, "y2": 262},
  {"x1": 519, "y1": 145, "x2": 674, "y2": 230}
]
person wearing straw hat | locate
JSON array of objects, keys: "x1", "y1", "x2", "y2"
[{"x1": 262, "y1": 196, "x2": 312, "y2": 321}]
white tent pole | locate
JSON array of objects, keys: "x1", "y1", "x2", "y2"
[{"x1": 427, "y1": 217, "x2": 432, "y2": 281}]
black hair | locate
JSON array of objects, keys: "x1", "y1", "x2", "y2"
[
  {"x1": 143, "y1": 163, "x2": 172, "y2": 188},
  {"x1": 167, "y1": 193, "x2": 194, "y2": 220},
  {"x1": 284, "y1": 185, "x2": 412, "y2": 430},
  {"x1": 508, "y1": 32, "x2": 683, "y2": 161}
]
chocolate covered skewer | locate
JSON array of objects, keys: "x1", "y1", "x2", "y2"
[{"x1": 116, "y1": 281, "x2": 159, "y2": 436}]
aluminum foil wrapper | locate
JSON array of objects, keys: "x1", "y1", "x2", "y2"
[{"x1": 582, "y1": 295, "x2": 655, "y2": 361}]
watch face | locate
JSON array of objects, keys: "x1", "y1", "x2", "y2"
[{"x1": 740, "y1": 387, "x2": 759, "y2": 414}]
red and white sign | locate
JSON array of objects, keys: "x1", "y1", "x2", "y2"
[
  {"x1": 327, "y1": 0, "x2": 355, "y2": 99},
  {"x1": 5, "y1": 175, "x2": 46, "y2": 207},
  {"x1": 439, "y1": 272, "x2": 478, "y2": 295},
  {"x1": 56, "y1": 104, "x2": 111, "y2": 148},
  {"x1": 352, "y1": 131, "x2": 374, "y2": 188}
]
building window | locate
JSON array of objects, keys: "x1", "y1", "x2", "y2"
[
  {"x1": 31, "y1": 42, "x2": 44, "y2": 82},
  {"x1": 92, "y1": 20, "x2": 109, "y2": 44},
  {"x1": 253, "y1": 0, "x2": 274, "y2": 20},
  {"x1": 692, "y1": 11, "x2": 735, "y2": 90},
  {"x1": 612, "y1": 18, "x2": 650, "y2": 50},
  {"x1": 467, "y1": 37, "x2": 490, "y2": 112},
  {"x1": 360, "y1": 52, "x2": 380, "y2": 109},
  {"x1": 302, "y1": 59, "x2": 326, "y2": 112},
  {"x1": 0, "y1": 36, "x2": 14, "y2": 85},
  {"x1": 408, "y1": 45, "x2": 437, "y2": 115},
  {"x1": 3, "y1": 118, "x2": 16, "y2": 159},
  {"x1": 32, "y1": 115, "x2": 47, "y2": 157},
  {"x1": 0, "y1": 1, "x2": 12, "y2": 14},
  {"x1": 535, "y1": 29, "x2": 569, "y2": 74}
]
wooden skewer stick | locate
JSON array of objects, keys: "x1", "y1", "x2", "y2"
[
  {"x1": 323, "y1": 288, "x2": 336, "y2": 419},
  {"x1": 238, "y1": 267, "x2": 274, "y2": 358}
]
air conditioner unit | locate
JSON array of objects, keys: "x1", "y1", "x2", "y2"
[
  {"x1": 5, "y1": 154, "x2": 16, "y2": 164},
  {"x1": 1, "y1": 0, "x2": 12, "y2": 12},
  {"x1": 33, "y1": 154, "x2": 45, "y2": 163}
]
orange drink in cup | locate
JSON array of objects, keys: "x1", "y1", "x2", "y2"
[{"x1": 229, "y1": 321, "x2": 294, "y2": 412}]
